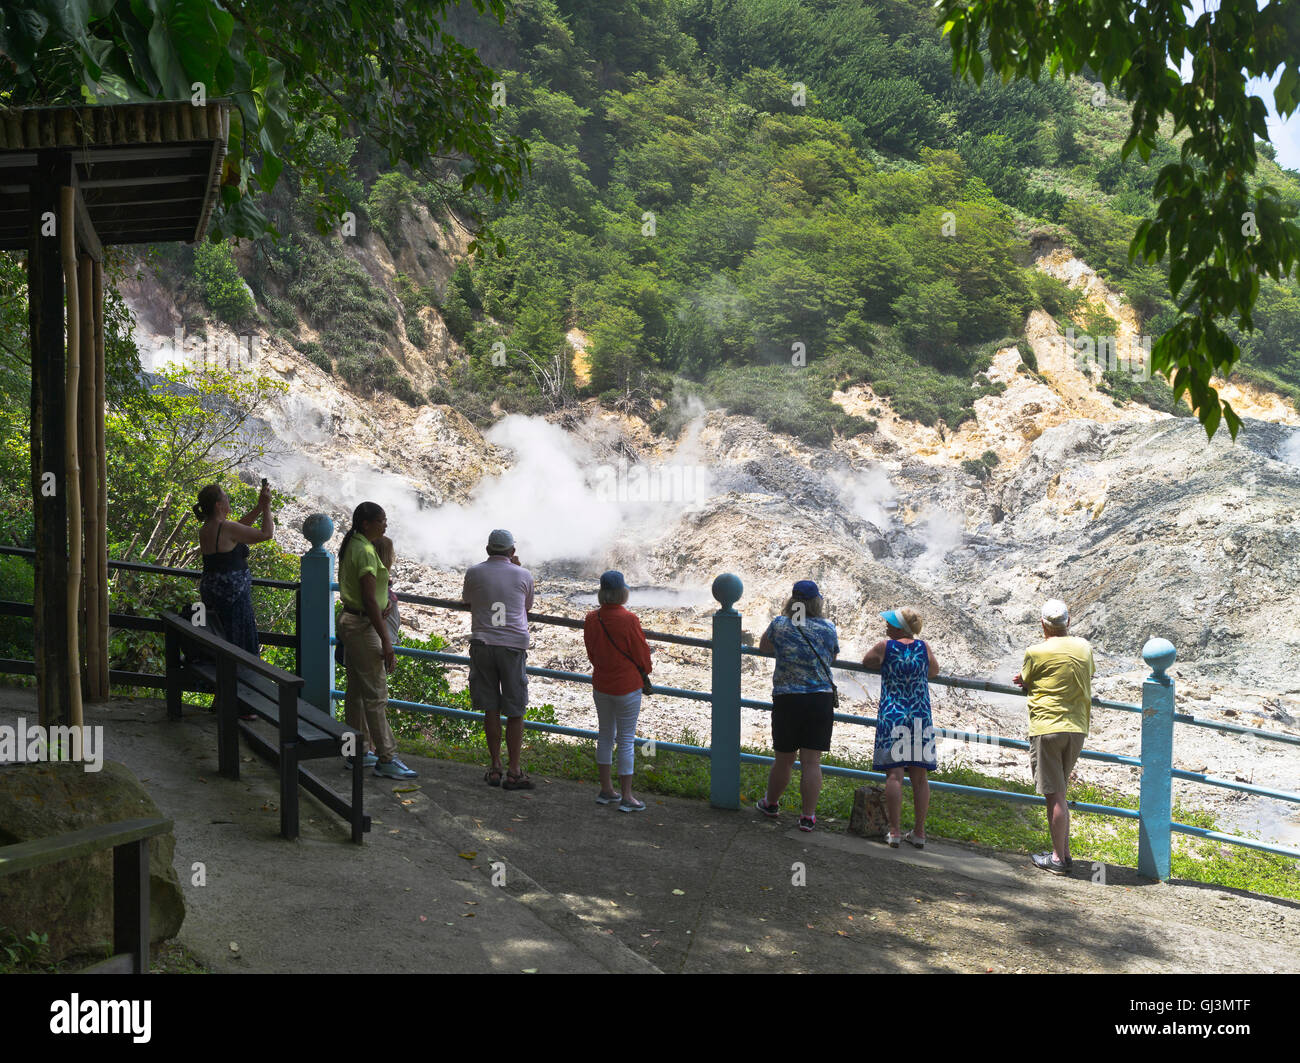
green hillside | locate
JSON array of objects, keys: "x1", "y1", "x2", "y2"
[
  {"x1": 5, "y1": 0, "x2": 1300, "y2": 488},
  {"x1": 182, "y1": 0, "x2": 1295, "y2": 442}
]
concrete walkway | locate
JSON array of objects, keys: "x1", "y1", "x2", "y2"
[{"x1": 3, "y1": 689, "x2": 1298, "y2": 973}]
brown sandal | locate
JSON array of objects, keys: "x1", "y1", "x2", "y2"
[
  {"x1": 502, "y1": 770, "x2": 534, "y2": 791},
  {"x1": 484, "y1": 768, "x2": 502, "y2": 787}
]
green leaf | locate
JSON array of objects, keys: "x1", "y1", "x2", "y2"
[
  {"x1": 1273, "y1": 67, "x2": 1299, "y2": 116},
  {"x1": 1223, "y1": 402, "x2": 1242, "y2": 440},
  {"x1": 1169, "y1": 257, "x2": 1189, "y2": 297},
  {"x1": 1200, "y1": 396, "x2": 1221, "y2": 439}
]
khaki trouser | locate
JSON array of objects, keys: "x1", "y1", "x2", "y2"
[
  {"x1": 339, "y1": 611, "x2": 397, "y2": 760},
  {"x1": 1029, "y1": 731, "x2": 1086, "y2": 795}
]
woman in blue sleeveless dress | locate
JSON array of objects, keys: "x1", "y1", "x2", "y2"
[
  {"x1": 862, "y1": 608, "x2": 940, "y2": 849},
  {"x1": 195, "y1": 482, "x2": 275, "y2": 656}
]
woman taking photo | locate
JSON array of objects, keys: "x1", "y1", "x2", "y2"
[
  {"x1": 195, "y1": 480, "x2": 274, "y2": 655},
  {"x1": 337, "y1": 502, "x2": 416, "y2": 779},
  {"x1": 582, "y1": 570, "x2": 653, "y2": 813},
  {"x1": 756, "y1": 580, "x2": 839, "y2": 832},
  {"x1": 862, "y1": 608, "x2": 940, "y2": 848}
]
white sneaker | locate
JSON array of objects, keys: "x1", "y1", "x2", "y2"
[{"x1": 903, "y1": 830, "x2": 925, "y2": 849}]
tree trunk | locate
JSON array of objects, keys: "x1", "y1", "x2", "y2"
[{"x1": 143, "y1": 493, "x2": 175, "y2": 559}]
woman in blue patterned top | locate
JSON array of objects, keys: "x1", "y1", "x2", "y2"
[
  {"x1": 755, "y1": 580, "x2": 839, "y2": 832},
  {"x1": 862, "y1": 608, "x2": 940, "y2": 849}
]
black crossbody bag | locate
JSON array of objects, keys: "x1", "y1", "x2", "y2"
[
  {"x1": 793, "y1": 621, "x2": 839, "y2": 707},
  {"x1": 597, "y1": 614, "x2": 653, "y2": 696}
]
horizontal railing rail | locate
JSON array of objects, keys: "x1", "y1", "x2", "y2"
[
  {"x1": 0, "y1": 816, "x2": 172, "y2": 974},
  {"x1": 387, "y1": 643, "x2": 1300, "y2": 809},
  {"x1": 0, "y1": 544, "x2": 301, "y2": 589},
  {"x1": 379, "y1": 595, "x2": 1300, "y2": 750},
  {"x1": 0, "y1": 544, "x2": 301, "y2": 688},
  {"x1": 387, "y1": 587, "x2": 1300, "y2": 747}
]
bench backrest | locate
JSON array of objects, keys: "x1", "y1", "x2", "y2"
[{"x1": 161, "y1": 611, "x2": 304, "y2": 691}]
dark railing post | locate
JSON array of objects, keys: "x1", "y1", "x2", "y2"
[
  {"x1": 710, "y1": 573, "x2": 743, "y2": 810},
  {"x1": 299, "y1": 515, "x2": 335, "y2": 714},
  {"x1": 1138, "y1": 638, "x2": 1176, "y2": 881},
  {"x1": 164, "y1": 622, "x2": 181, "y2": 720},
  {"x1": 351, "y1": 752, "x2": 365, "y2": 844},
  {"x1": 279, "y1": 681, "x2": 300, "y2": 840},
  {"x1": 112, "y1": 837, "x2": 150, "y2": 974},
  {"x1": 216, "y1": 654, "x2": 238, "y2": 779}
]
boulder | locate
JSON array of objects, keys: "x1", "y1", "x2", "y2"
[
  {"x1": 848, "y1": 785, "x2": 889, "y2": 838},
  {"x1": 0, "y1": 761, "x2": 185, "y2": 963}
]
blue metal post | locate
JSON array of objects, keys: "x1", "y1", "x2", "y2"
[
  {"x1": 299, "y1": 514, "x2": 336, "y2": 714},
  {"x1": 710, "y1": 573, "x2": 744, "y2": 810},
  {"x1": 1138, "y1": 638, "x2": 1176, "y2": 881}
]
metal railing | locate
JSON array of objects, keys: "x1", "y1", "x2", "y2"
[
  {"x1": 7, "y1": 524, "x2": 1299, "y2": 880},
  {"x1": 297, "y1": 539, "x2": 1300, "y2": 878}
]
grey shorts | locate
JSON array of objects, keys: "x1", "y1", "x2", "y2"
[
  {"x1": 468, "y1": 641, "x2": 528, "y2": 718},
  {"x1": 1030, "y1": 732, "x2": 1086, "y2": 795}
]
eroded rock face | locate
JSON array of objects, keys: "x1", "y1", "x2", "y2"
[
  {"x1": 960, "y1": 416, "x2": 1300, "y2": 691},
  {"x1": 0, "y1": 761, "x2": 185, "y2": 963}
]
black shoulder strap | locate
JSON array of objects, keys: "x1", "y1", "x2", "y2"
[{"x1": 793, "y1": 619, "x2": 835, "y2": 686}]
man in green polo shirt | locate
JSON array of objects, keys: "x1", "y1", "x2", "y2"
[{"x1": 1013, "y1": 598, "x2": 1095, "y2": 876}]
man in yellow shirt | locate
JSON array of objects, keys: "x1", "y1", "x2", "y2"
[{"x1": 1013, "y1": 599, "x2": 1095, "y2": 876}]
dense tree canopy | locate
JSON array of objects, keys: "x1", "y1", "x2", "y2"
[
  {"x1": 0, "y1": 0, "x2": 531, "y2": 248},
  {"x1": 937, "y1": 0, "x2": 1300, "y2": 438}
]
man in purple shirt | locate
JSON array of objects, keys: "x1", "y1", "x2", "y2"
[{"x1": 462, "y1": 529, "x2": 535, "y2": 790}]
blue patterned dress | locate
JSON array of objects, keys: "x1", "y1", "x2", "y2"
[
  {"x1": 199, "y1": 538, "x2": 260, "y2": 656},
  {"x1": 872, "y1": 639, "x2": 937, "y2": 770}
]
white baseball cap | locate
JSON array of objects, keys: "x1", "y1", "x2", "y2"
[{"x1": 1041, "y1": 599, "x2": 1070, "y2": 626}]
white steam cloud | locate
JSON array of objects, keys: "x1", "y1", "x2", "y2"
[
  {"x1": 832, "y1": 466, "x2": 897, "y2": 529},
  {"x1": 268, "y1": 414, "x2": 717, "y2": 571},
  {"x1": 415, "y1": 415, "x2": 626, "y2": 566},
  {"x1": 912, "y1": 509, "x2": 966, "y2": 575},
  {"x1": 1282, "y1": 429, "x2": 1300, "y2": 469}
]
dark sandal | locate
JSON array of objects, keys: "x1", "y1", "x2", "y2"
[
  {"x1": 484, "y1": 768, "x2": 502, "y2": 787},
  {"x1": 502, "y1": 770, "x2": 535, "y2": 791}
]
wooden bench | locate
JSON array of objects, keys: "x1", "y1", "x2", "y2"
[{"x1": 162, "y1": 612, "x2": 369, "y2": 843}]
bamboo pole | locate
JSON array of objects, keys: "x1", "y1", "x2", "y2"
[
  {"x1": 60, "y1": 186, "x2": 84, "y2": 728},
  {"x1": 94, "y1": 259, "x2": 108, "y2": 694},
  {"x1": 78, "y1": 253, "x2": 100, "y2": 700}
]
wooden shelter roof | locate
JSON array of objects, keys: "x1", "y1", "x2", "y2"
[{"x1": 0, "y1": 99, "x2": 231, "y2": 250}]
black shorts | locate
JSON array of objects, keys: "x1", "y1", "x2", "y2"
[{"x1": 771, "y1": 691, "x2": 835, "y2": 753}]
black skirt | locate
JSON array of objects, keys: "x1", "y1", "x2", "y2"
[{"x1": 771, "y1": 691, "x2": 835, "y2": 753}]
